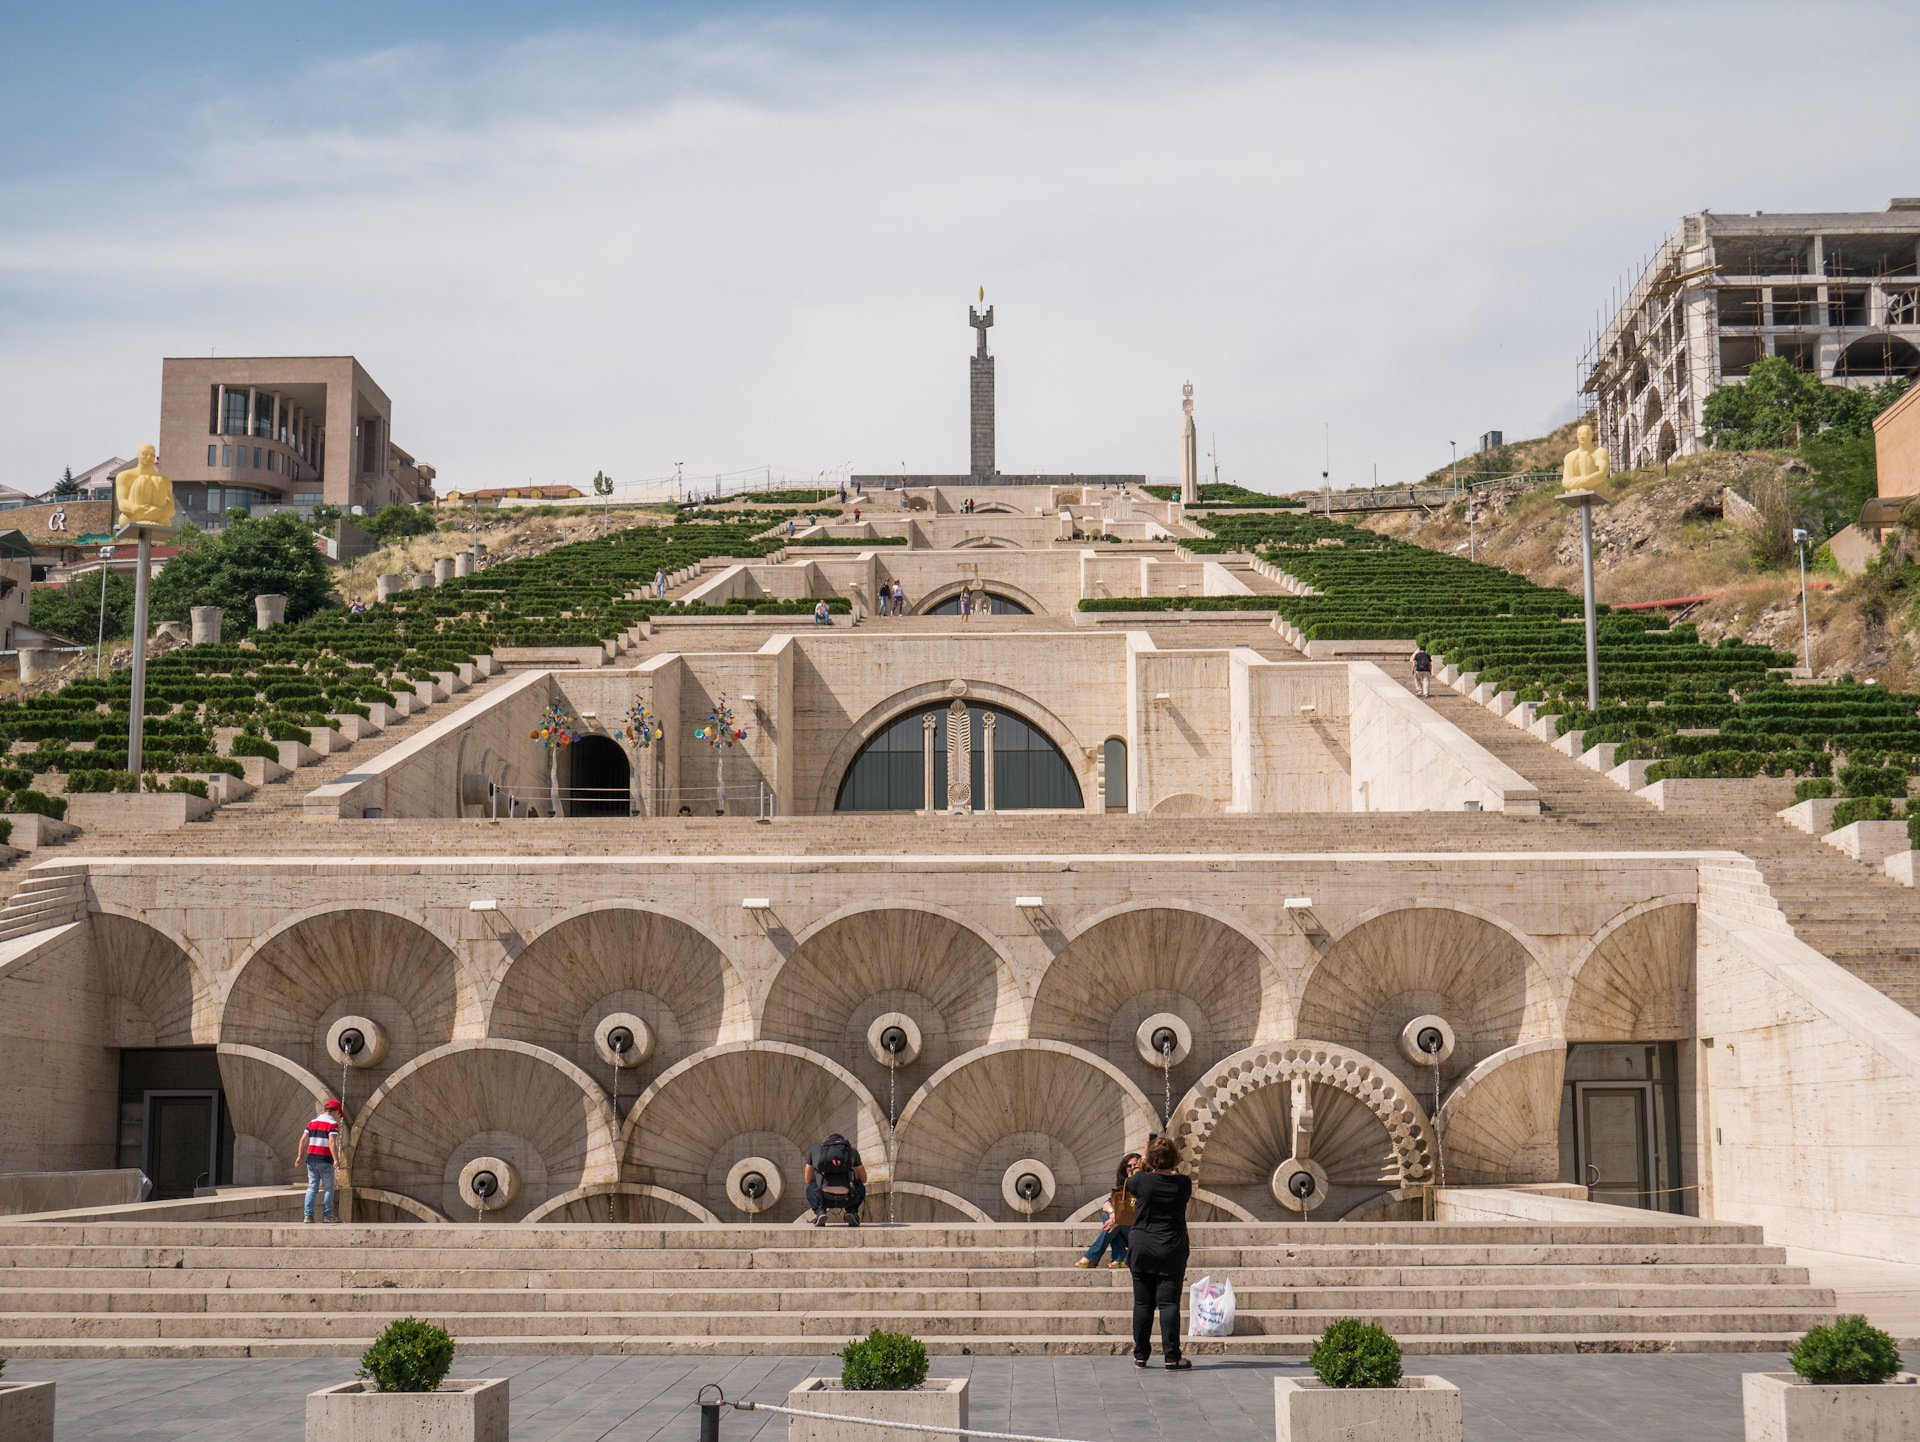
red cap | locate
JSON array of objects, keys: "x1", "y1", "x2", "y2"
[{"x1": 322, "y1": 1099, "x2": 342, "y2": 1111}]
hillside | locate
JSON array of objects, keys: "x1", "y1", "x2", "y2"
[{"x1": 1357, "y1": 442, "x2": 1918, "y2": 690}]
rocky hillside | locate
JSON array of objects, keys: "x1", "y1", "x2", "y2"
[{"x1": 1357, "y1": 443, "x2": 1918, "y2": 690}]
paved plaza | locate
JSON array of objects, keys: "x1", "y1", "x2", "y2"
[{"x1": 12, "y1": 1349, "x2": 1920, "y2": 1441}]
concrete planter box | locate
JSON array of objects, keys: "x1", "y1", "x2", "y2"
[
  {"x1": 1275, "y1": 1376, "x2": 1461, "y2": 1442},
  {"x1": 1741, "y1": 1371, "x2": 1918, "y2": 1441},
  {"x1": 1608, "y1": 759, "x2": 1655, "y2": 791},
  {"x1": 1486, "y1": 690, "x2": 1517, "y2": 716},
  {"x1": 239, "y1": 755, "x2": 293, "y2": 786},
  {"x1": 488, "y1": 646, "x2": 605, "y2": 667},
  {"x1": 431, "y1": 670, "x2": 469, "y2": 695},
  {"x1": 412, "y1": 680, "x2": 448, "y2": 706},
  {"x1": 306, "y1": 1378, "x2": 508, "y2": 1442},
  {"x1": 1578, "y1": 742, "x2": 1619, "y2": 772},
  {"x1": 0, "y1": 1380, "x2": 56, "y2": 1441},
  {"x1": 1, "y1": 813, "x2": 78, "y2": 849},
  {"x1": 1528, "y1": 712, "x2": 1562, "y2": 741},
  {"x1": 1887, "y1": 850, "x2": 1917, "y2": 887},
  {"x1": 786, "y1": 1377, "x2": 967, "y2": 1442},
  {"x1": 328, "y1": 714, "x2": 382, "y2": 741},
  {"x1": 305, "y1": 726, "x2": 349, "y2": 756},
  {"x1": 277, "y1": 740, "x2": 320, "y2": 769},
  {"x1": 1552, "y1": 728, "x2": 1585, "y2": 756},
  {"x1": 1636, "y1": 777, "x2": 1797, "y2": 814},
  {"x1": 1778, "y1": 797, "x2": 1839, "y2": 835},
  {"x1": 1823, "y1": 820, "x2": 1915, "y2": 865},
  {"x1": 366, "y1": 700, "x2": 407, "y2": 725},
  {"x1": 64, "y1": 792, "x2": 216, "y2": 828}
]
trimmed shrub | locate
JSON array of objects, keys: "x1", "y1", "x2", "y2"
[
  {"x1": 266, "y1": 720, "x2": 312, "y2": 744},
  {"x1": 0, "y1": 818, "x2": 11, "y2": 847},
  {"x1": 230, "y1": 735, "x2": 280, "y2": 760},
  {"x1": 1911, "y1": 812, "x2": 1920, "y2": 850},
  {"x1": 840, "y1": 1329, "x2": 930, "y2": 1391},
  {"x1": 357, "y1": 1316, "x2": 456, "y2": 1393},
  {"x1": 0, "y1": 766, "x2": 30, "y2": 792},
  {"x1": 1795, "y1": 778, "x2": 1836, "y2": 802},
  {"x1": 9, "y1": 789, "x2": 67, "y2": 821},
  {"x1": 1833, "y1": 795, "x2": 1903, "y2": 828},
  {"x1": 1789, "y1": 1314, "x2": 1902, "y2": 1386},
  {"x1": 1309, "y1": 1318, "x2": 1403, "y2": 1389},
  {"x1": 1839, "y1": 764, "x2": 1910, "y2": 799},
  {"x1": 67, "y1": 770, "x2": 138, "y2": 793}
]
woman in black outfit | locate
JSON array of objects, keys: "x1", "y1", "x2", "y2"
[{"x1": 1124, "y1": 1134, "x2": 1193, "y2": 1368}]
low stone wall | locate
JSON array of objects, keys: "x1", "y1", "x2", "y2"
[{"x1": 1347, "y1": 663, "x2": 1541, "y2": 814}]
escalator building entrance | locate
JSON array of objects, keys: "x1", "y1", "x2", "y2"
[{"x1": 567, "y1": 734, "x2": 632, "y2": 817}]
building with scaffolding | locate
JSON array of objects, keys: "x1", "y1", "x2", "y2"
[{"x1": 1581, "y1": 200, "x2": 1920, "y2": 471}]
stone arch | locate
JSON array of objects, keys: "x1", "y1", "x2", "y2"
[
  {"x1": 524, "y1": 1182, "x2": 719, "y2": 1225},
  {"x1": 1065, "y1": 1185, "x2": 1257, "y2": 1225},
  {"x1": 1565, "y1": 899, "x2": 1696, "y2": 1041},
  {"x1": 829, "y1": 1180, "x2": 993, "y2": 1224},
  {"x1": 1169, "y1": 1041, "x2": 1434, "y2": 1221},
  {"x1": 91, "y1": 911, "x2": 200, "y2": 1048},
  {"x1": 951, "y1": 534, "x2": 1022, "y2": 549},
  {"x1": 346, "y1": 1038, "x2": 618, "y2": 1224},
  {"x1": 620, "y1": 1041, "x2": 889, "y2": 1224},
  {"x1": 490, "y1": 902, "x2": 750, "y2": 1107},
  {"x1": 219, "y1": 907, "x2": 461, "y2": 1091},
  {"x1": 910, "y1": 579, "x2": 1048, "y2": 616},
  {"x1": 892, "y1": 1040, "x2": 1159, "y2": 1223},
  {"x1": 1657, "y1": 420, "x2": 1679, "y2": 465},
  {"x1": 1301, "y1": 901, "x2": 1556, "y2": 1095},
  {"x1": 1434, "y1": 1040, "x2": 1566, "y2": 1188},
  {"x1": 215, "y1": 1043, "x2": 332, "y2": 1187},
  {"x1": 760, "y1": 902, "x2": 1023, "y2": 1104},
  {"x1": 811, "y1": 681, "x2": 1092, "y2": 814},
  {"x1": 1149, "y1": 792, "x2": 1222, "y2": 816},
  {"x1": 1031, "y1": 903, "x2": 1288, "y2": 1106},
  {"x1": 352, "y1": 1188, "x2": 450, "y2": 1224}
]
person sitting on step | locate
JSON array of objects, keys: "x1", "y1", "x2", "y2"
[
  {"x1": 1077, "y1": 1152, "x2": 1141, "y2": 1269},
  {"x1": 805, "y1": 1132, "x2": 866, "y2": 1226}
]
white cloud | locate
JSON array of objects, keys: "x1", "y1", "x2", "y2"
[{"x1": 2, "y1": 1, "x2": 1916, "y2": 494}]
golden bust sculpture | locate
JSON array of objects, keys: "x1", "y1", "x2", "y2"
[
  {"x1": 114, "y1": 444, "x2": 176, "y2": 529},
  {"x1": 1560, "y1": 423, "x2": 1610, "y2": 494}
]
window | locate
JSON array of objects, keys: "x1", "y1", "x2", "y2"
[
  {"x1": 930, "y1": 591, "x2": 1032, "y2": 615},
  {"x1": 835, "y1": 703, "x2": 1083, "y2": 812},
  {"x1": 221, "y1": 444, "x2": 231, "y2": 467},
  {"x1": 1103, "y1": 738, "x2": 1127, "y2": 811},
  {"x1": 252, "y1": 448, "x2": 261, "y2": 469},
  {"x1": 222, "y1": 390, "x2": 248, "y2": 436},
  {"x1": 207, "y1": 445, "x2": 216, "y2": 466}
]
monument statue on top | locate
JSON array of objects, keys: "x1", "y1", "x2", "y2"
[
  {"x1": 1560, "y1": 422, "x2": 1610, "y2": 494},
  {"x1": 1180, "y1": 382, "x2": 1199, "y2": 506},
  {"x1": 115, "y1": 443, "x2": 177, "y2": 529},
  {"x1": 969, "y1": 292, "x2": 995, "y2": 481}
]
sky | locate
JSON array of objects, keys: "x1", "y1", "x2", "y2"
[{"x1": 2, "y1": 0, "x2": 1917, "y2": 497}]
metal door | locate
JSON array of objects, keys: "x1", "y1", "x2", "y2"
[
  {"x1": 1574, "y1": 1082, "x2": 1654, "y2": 1209},
  {"x1": 143, "y1": 1090, "x2": 221, "y2": 1200}
]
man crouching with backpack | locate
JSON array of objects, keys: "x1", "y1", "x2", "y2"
[{"x1": 805, "y1": 1133, "x2": 866, "y2": 1226}]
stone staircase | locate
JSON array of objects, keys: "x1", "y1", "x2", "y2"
[
  {"x1": 0, "y1": 1220, "x2": 1834, "y2": 1359},
  {"x1": 0, "y1": 863, "x2": 87, "y2": 942}
]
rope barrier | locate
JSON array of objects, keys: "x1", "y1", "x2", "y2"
[{"x1": 697, "y1": 1386, "x2": 1104, "y2": 1442}]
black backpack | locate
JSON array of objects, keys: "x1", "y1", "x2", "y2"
[{"x1": 817, "y1": 1135, "x2": 854, "y2": 1185}]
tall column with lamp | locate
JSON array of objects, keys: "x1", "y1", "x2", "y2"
[
  {"x1": 1555, "y1": 424, "x2": 1612, "y2": 712},
  {"x1": 111, "y1": 447, "x2": 179, "y2": 775},
  {"x1": 1793, "y1": 527, "x2": 1813, "y2": 676}
]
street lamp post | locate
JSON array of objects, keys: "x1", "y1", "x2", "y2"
[
  {"x1": 1793, "y1": 528, "x2": 1813, "y2": 676},
  {"x1": 1556, "y1": 489, "x2": 1607, "y2": 711}
]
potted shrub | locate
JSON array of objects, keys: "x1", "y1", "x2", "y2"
[
  {"x1": 0, "y1": 1357, "x2": 56, "y2": 1442},
  {"x1": 305, "y1": 1317, "x2": 507, "y2": 1442},
  {"x1": 1275, "y1": 1319, "x2": 1461, "y2": 1442},
  {"x1": 1743, "y1": 1315, "x2": 1917, "y2": 1440},
  {"x1": 787, "y1": 1330, "x2": 967, "y2": 1442}
]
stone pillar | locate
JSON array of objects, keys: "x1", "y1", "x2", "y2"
[
  {"x1": 921, "y1": 713, "x2": 937, "y2": 819},
  {"x1": 375, "y1": 574, "x2": 404, "y2": 601},
  {"x1": 254, "y1": 594, "x2": 286, "y2": 629},
  {"x1": 408, "y1": 572, "x2": 432, "y2": 590},
  {"x1": 18, "y1": 647, "x2": 55, "y2": 683},
  {"x1": 190, "y1": 606, "x2": 222, "y2": 645},
  {"x1": 982, "y1": 712, "x2": 996, "y2": 813},
  {"x1": 1180, "y1": 382, "x2": 1200, "y2": 506},
  {"x1": 433, "y1": 556, "x2": 456, "y2": 584},
  {"x1": 945, "y1": 699, "x2": 972, "y2": 815},
  {"x1": 969, "y1": 303, "x2": 995, "y2": 480},
  {"x1": 454, "y1": 553, "x2": 476, "y2": 577}
]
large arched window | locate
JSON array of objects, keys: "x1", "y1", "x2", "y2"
[
  {"x1": 928, "y1": 591, "x2": 1032, "y2": 615},
  {"x1": 835, "y1": 704, "x2": 1083, "y2": 811}
]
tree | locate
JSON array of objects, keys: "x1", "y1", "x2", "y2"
[
  {"x1": 30, "y1": 567, "x2": 136, "y2": 643},
  {"x1": 366, "y1": 503, "x2": 436, "y2": 542},
  {"x1": 593, "y1": 470, "x2": 613, "y2": 515},
  {"x1": 52, "y1": 466, "x2": 80, "y2": 500},
  {"x1": 1703, "y1": 357, "x2": 1911, "y2": 450},
  {"x1": 150, "y1": 511, "x2": 334, "y2": 627}
]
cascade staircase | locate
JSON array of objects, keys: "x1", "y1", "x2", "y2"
[{"x1": 0, "y1": 1219, "x2": 1833, "y2": 1359}]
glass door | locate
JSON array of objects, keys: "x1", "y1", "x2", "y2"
[
  {"x1": 1575, "y1": 1082, "x2": 1653, "y2": 1209},
  {"x1": 144, "y1": 1090, "x2": 221, "y2": 1200}
]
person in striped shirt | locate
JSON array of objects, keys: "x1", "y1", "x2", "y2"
[{"x1": 296, "y1": 1099, "x2": 344, "y2": 1223}]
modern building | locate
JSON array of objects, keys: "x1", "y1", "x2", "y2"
[
  {"x1": 1867, "y1": 377, "x2": 1920, "y2": 526},
  {"x1": 157, "y1": 356, "x2": 436, "y2": 518},
  {"x1": 1583, "y1": 199, "x2": 1920, "y2": 470}
]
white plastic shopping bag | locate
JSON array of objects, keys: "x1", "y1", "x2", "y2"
[{"x1": 1188, "y1": 1274, "x2": 1236, "y2": 1337}]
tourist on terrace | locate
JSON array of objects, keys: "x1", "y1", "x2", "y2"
[
  {"x1": 1126, "y1": 1135, "x2": 1193, "y2": 1368},
  {"x1": 813, "y1": 600, "x2": 831, "y2": 625},
  {"x1": 654, "y1": 568, "x2": 666, "y2": 599},
  {"x1": 958, "y1": 587, "x2": 973, "y2": 622},
  {"x1": 805, "y1": 1133, "x2": 866, "y2": 1226},
  {"x1": 1078, "y1": 1152, "x2": 1141, "y2": 1270},
  {"x1": 891, "y1": 581, "x2": 904, "y2": 614},
  {"x1": 1411, "y1": 644, "x2": 1433, "y2": 698},
  {"x1": 295, "y1": 1098, "x2": 344, "y2": 1224},
  {"x1": 875, "y1": 583, "x2": 889, "y2": 618},
  {"x1": 678, "y1": 804, "x2": 693, "y2": 817}
]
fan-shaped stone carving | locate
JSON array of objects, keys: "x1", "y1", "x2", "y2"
[
  {"x1": 1299, "y1": 906, "x2": 1552, "y2": 1094},
  {"x1": 841, "y1": 1180, "x2": 993, "y2": 1223},
  {"x1": 1566, "y1": 903, "x2": 1695, "y2": 1041},
  {"x1": 216, "y1": 1043, "x2": 332, "y2": 1187},
  {"x1": 347, "y1": 1039, "x2": 617, "y2": 1224},
  {"x1": 621, "y1": 1042, "x2": 888, "y2": 1224},
  {"x1": 1030, "y1": 907, "x2": 1281, "y2": 1112},
  {"x1": 524, "y1": 1183, "x2": 719, "y2": 1224},
  {"x1": 221, "y1": 909, "x2": 459, "y2": 1092},
  {"x1": 759, "y1": 908, "x2": 1018, "y2": 1113},
  {"x1": 1434, "y1": 1040, "x2": 1567, "y2": 1187},
  {"x1": 1171, "y1": 1042, "x2": 1433, "y2": 1210},
  {"x1": 95, "y1": 913, "x2": 198, "y2": 1047},
  {"x1": 489, "y1": 906, "x2": 744, "y2": 1109},
  {"x1": 892, "y1": 1041, "x2": 1158, "y2": 1222}
]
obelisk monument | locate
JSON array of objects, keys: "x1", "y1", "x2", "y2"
[
  {"x1": 969, "y1": 293, "x2": 995, "y2": 481},
  {"x1": 1180, "y1": 382, "x2": 1199, "y2": 505}
]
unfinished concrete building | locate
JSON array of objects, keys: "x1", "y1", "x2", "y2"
[{"x1": 1583, "y1": 200, "x2": 1920, "y2": 470}]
